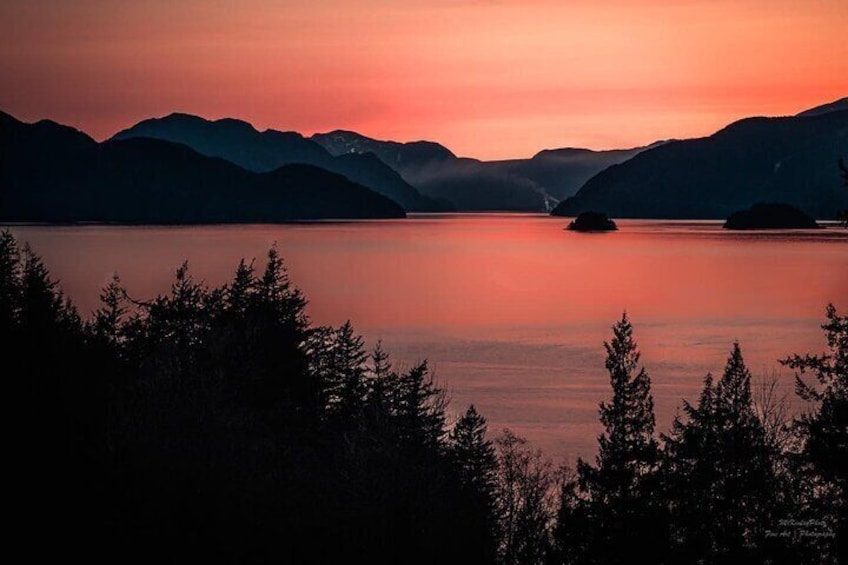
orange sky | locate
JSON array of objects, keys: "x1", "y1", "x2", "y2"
[{"x1": 1, "y1": 0, "x2": 846, "y2": 159}]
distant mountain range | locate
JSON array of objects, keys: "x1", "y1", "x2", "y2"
[
  {"x1": 314, "y1": 128, "x2": 548, "y2": 210},
  {"x1": 113, "y1": 114, "x2": 448, "y2": 212},
  {"x1": 552, "y1": 101, "x2": 848, "y2": 219},
  {"x1": 485, "y1": 142, "x2": 670, "y2": 201},
  {"x1": 112, "y1": 116, "x2": 663, "y2": 213},
  {"x1": 3, "y1": 96, "x2": 845, "y2": 222},
  {"x1": 312, "y1": 131, "x2": 663, "y2": 211},
  {"x1": 0, "y1": 111, "x2": 404, "y2": 223}
]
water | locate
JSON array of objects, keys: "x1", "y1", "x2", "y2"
[{"x1": 8, "y1": 215, "x2": 848, "y2": 461}]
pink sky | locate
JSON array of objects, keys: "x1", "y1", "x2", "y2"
[{"x1": 1, "y1": 0, "x2": 846, "y2": 159}]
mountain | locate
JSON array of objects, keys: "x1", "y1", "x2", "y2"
[
  {"x1": 796, "y1": 97, "x2": 848, "y2": 117},
  {"x1": 0, "y1": 111, "x2": 405, "y2": 223},
  {"x1": 312, "y1": 129, "x2": 456, "y2": 169},
  {"x1": 398, "y1": 156, "x2": 555, "y2": 211},
  {"x1": 484, "y1": 142, "x2": 669, "y2": 201},
  {"x1": 551, "y1": 110, "x2": 848, "y2": 219},
  {"x1": 312, "y1": 130, "x2": 660, "y2": 211},
  {"x1": 112, "y1": 114, "x2": 446, "y2": 212},
  {"x1": 314, "y1": 130, "x2": 549, "y2": 210}
]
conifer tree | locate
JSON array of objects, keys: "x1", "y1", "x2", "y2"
[
  {"x1": 257, "y1": 245, "x2": 307, "y2": 328},
  {"x1": 226, "y1": 258, "x2": 255, "y2": 315},
  {"x1": 663, "y1": 343, "x2": 781, "y2": 562},
  {"x1": 449, "y1": 405, "x2": 499, "y2": 563},
  {"x1": 592, "y1": 312, "x2": 658, "y2": 487},
  {"x1": 369, "y1": 340, "x2": 393, "y2": 380},
  {"x1": 309, "y1": 321, "x2": 368, "y2": 418},
  {"x1": 451, "y1": 405, "x2": 498, "y2": 496},
  {"x1": 391, "y1": 361, "x2": 447, "y2": 451},
  {"x1": 20, "y1": 243, "x2": 78, "y2": 333},
  {"x1": 570, "y1": 313, "x2": 664, "y2": 564},
  {"x1": 91, "y1": 274, "x2": 127, "y2": 345},
  {"x1": 7, "y1": 237, "x2": 103, "y2": 557},
  {"x1": 247, "y1": 246, "x2": 312, "y2": 409},
  {"x1": 784, "y1": 305, "x2": 847, "y2": 488},
  {"x1": 782, "y1": 305, "x2": 847, "y2": 561},
  {"x1": 0, "y1": 230, "x2": 21, "y2": 333}
]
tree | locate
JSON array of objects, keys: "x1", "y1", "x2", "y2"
[
  {"x1": 390, "y1": 360, "x2": 448, "y2": 451},
  {"x1": 784, "y1": 305, "x2": 847, "y2": 486},
  {"x1": 0, "y1": 230, "x2": 21, "y2": 334},
  {"x1": 451, "y1": 405, "x2": 498, "y2": 496},
  {"x1": 549, "y1": 467, "x2": 586, "y2": 565},
  {"x1": 3, "y1": 237, "x2": 511, "y2": 562},
  {"x1": 450, "y1": 405, "x2": 499, "y2": 563},
  {"x1": 782, "y1": 304, "x2": 847, "y2": 561},
  {"x1": 91, "y1": 274, "x2": 127, "y2": 345},
  {"x1": 593, "y1": 312, "x2": 658, "y2": 485},
  {"x1": 226, "y1": 258, "x2": 256, "y2": 314},
  {"x1": 494, "y1": 430, "x2": 558, "y2": 565},
  {"x1": 663, "y1": 344, "x2": 785, "y2": 563},
  {"x1": 569, "y1": 313, "x2": 664, "y2": 564},
  {"x1": 19, "y1": 243, "x2": 80, "y2": 335},
  {"x1": 307, "y1": 321, "x2": 369, "y2": 420},
  {"x1": 230, "y1": 246, "x2": 313, "y2": 411},
  {"x1": 752, "y1": 372, "x2": 793, "y2": 457},
  {"x1": 257, "y1": 245, "x2": 308, "y2": 325},
  {"x1": 4, "y1": 235, "x2": 107, "y2": 558}
]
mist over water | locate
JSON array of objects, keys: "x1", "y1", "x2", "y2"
[{"x1": 10, "y1": 214, "x2": 848, "y2": 459}]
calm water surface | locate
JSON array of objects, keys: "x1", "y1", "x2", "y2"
[{"x1": 10, "y1": 215, "x2": 848, "y2": 460}]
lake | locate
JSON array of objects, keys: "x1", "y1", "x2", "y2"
[{"x1": 8, "y1": 215, "x2": 848, "y2": 461}]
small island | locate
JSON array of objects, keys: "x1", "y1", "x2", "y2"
[
  {"x1": 566, "y1": 211, "x2": 618, "y2": 232},
  {"x1": 723, "y1": 203, "x2": 820, "y2": 230}
]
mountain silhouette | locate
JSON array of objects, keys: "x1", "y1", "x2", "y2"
[
  {"x1": 312, "y1": 130, "x2": 662, "y2": 211},
  {"x1": 0, "y1": 111, "x2": 405, "y2": 223},
  {"x1": 552, "y1": 109, "x2": 848, "y2": 219},
  {"x1": 113, "y1": 114, "x2": 448, "y2": 212},
  {"x1": 485, "y1": 142, "x2": 669, "y2": 201},
  {"x1": 796, "y1": 97, "x2": 848, "y2": 117},
  {"x1": 312, "y1": 129, "x2": 456, "y2": 168},
  {"x1": 314, "y1": 130, "x2": 548, "y2": 210}
]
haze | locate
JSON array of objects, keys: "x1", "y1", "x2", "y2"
[{"x1": 1, "y1": 0, "x2": 846, "y2": 159}]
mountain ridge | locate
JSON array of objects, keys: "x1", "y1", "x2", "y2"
[
  {"x1": 1, "y1": 111, "x2": 406, "y2": 223},
  {"x1": 796, "y1": 97, "x2": 848, "y2": 117},
  {"x1": 113, "y1": 114, "x2": 447, "y2": 212},
  {"x1": 312, "y1": 130, "x2": 665, "y2": 211},
  {"x1": 551, "y1": 109, "x2": 848, "y2": 219},
  {"x1": 5, "y1": 96, "x2": 845, "y2": 220}
]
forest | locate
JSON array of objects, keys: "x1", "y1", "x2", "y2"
[{"x1": 3, "y1": 229, "x2": 844, "y2": 564}]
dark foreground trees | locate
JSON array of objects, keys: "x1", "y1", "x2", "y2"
[
  {"x1": 3, "y1": 229, "x2": 844, "y2": 564},
  {"x1": 661, "y1": 344, "x2": 789, "y2": 564},
  {"x1": 782, "y1": 304, "x2": 847, "y2": 561},
  {"x1": 556, "y1": 314, "x2": 666, "y2": 564},
  {"x1": 551, "y1": 313, "x2": 844, "y2": 565},
  {"x1": 3, "y1": 232, "x2": 497, "y2": 563}
]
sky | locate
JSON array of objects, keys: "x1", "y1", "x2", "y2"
[{"x1": 1, "y1": 0, "x2": 846, "y2": 160}]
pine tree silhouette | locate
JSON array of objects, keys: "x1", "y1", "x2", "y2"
[
  {"x1": 570, "y1": 313, "x2": 665, "y2": 565},
  {"x1": 782, "y1": 305, "x2": 847, "y2": 563},
  {"x1": 663, "y1": 343, "x2": 784, "y2": 563}
]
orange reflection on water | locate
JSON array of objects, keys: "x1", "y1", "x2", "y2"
[{"x1": 9, "y1": 216, "x2": 848, "y2": 459}]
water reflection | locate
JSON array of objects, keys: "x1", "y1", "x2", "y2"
[{"x1": 9, "y1": 215, "x2": 847, "y2": 458}]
